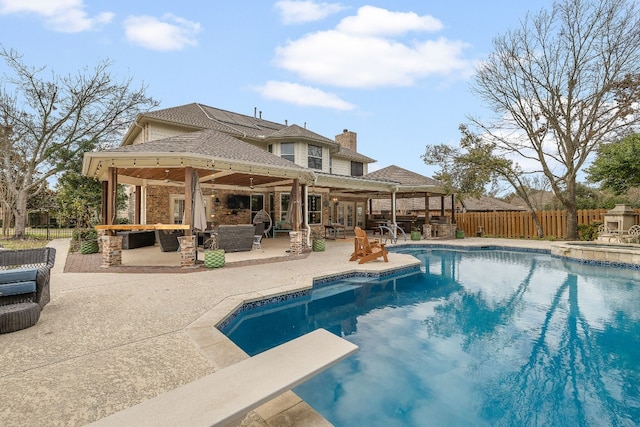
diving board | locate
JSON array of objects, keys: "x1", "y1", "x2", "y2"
[{"x1": 88, "y1": 328, "x2": 358, "y2": 427}]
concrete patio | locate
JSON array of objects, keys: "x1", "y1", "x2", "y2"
[{"x1": 0, "y1": 236, "x2": 554, "y2": 427}]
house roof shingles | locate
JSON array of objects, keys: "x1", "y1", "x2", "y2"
[
  {"x1": 265, "y1": 124, "x2": 336, "y2": 146},
  {"x1": 333, "y1": 145, "x2": 376, "y2": 163},
  {"x1": 88, "y1": 103, "x2": 448, "y2": 195},
  {"x1": 140, "y1": 103, "x2": 286, "y2": 140}
]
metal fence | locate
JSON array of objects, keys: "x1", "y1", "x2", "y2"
[{"x1": 1, "y1": 227, "x2": 75, "y2": 240}]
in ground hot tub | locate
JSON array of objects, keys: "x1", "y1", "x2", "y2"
[{"x1": 551, "y1": 241, "x2": 640, "y2": 267}]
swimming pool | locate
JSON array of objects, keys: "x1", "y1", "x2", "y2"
[{"x1": 222, "y1": 248, "x2": 640, "y2": 426}]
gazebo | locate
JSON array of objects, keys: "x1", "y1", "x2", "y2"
[{"x1": 82, "y1": 129, "x2": 315, "y2": 266}]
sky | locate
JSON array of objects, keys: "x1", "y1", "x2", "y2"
[{"x1": 0, "y1": 0, "x2": 555, "y2": 177}]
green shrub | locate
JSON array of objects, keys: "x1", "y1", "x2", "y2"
[
  {"x1": 72, "y1": 228, "x2": 97, "y2": 241},
  {"x1": 578, "y1": 223, "x2": 599, "y2": 241}
]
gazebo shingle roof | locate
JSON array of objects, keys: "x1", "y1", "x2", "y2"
[
  {"x1": 365, "y1": 165, "x2": 443, "y2": 187},
  {"x1": 105, "y1": 129, "x2": 308, "y2": 169}
]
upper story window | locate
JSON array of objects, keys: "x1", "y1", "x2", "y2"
[
  {"x1": 281, "y1": 143, "x2": 294, "y2": 163},
  {"x1": 308, "y1": 144, "x2": 322, "y2": 170},
  {"x1": 351, "y1": 161, "x2": 363, "y2": 176},
  {"x1": 267, "y1": 144, "x2": 273, "y2": 153}
]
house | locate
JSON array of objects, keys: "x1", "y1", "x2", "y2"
[{"x1": 82, "y1": 103, "x2": 449, "y2": 248}]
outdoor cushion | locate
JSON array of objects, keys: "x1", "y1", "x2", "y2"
[
  {"x1": 0, "y1": 268, "x2": 38, "y2": 285},
  {"x1": 0, "y1": 281, "x2": 37, "y2": 296}
]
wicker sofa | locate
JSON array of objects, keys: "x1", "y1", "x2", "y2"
[
  {"x1": 117, "y1": 230, "x2": 156, "y2": 249},
  {"x1": 216, "y1": 225, "x2": 256, "y2": 252},
  {"x1": 0, "y1": 247, "x2": 56, "y2": 333}
]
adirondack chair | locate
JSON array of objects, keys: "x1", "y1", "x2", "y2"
[{"x1": 350, "y1": 227, "x2": 389, "y2": 264}]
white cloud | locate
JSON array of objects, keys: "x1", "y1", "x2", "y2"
[
  {"x1": 255, "y1": 81, "x2": 355, "y2": 110},
  {"x1": 275, "y1": 0, "x2": 345, "y2": 24},
  {"x1": 123, "y1": 14, "x2": 201, "y2": 51},
  {"x1": 276, "y1": 31, "x2": 470, "y2": 88},
  {"x1": 336, "y1": 5, "x2": 443, "y2": 37},
  {"x1": 274, "y1": 6, "x2": 473, "y2": 89},
  {"x1": 0, "y1": 0, "x2": 113, "y2": 32}
]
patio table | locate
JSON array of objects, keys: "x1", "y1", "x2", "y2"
[{"x1": 324, "y1": 224, "x2": 346, "y2": 239}]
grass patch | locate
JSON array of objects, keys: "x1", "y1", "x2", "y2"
[{"x1": 0, "y1": 237, "x2": 49, "y2": 250}]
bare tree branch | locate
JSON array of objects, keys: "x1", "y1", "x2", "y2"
[
  {"x1": 470, "y1": 0, "x2": 640, "y2": 239},
  {"x1": 0, "y1": 47, "x2": 159, "y2": 238}
]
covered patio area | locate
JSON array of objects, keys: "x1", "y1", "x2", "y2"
[
  {"x1": 63, "y1": 235, "x2": 305, "y2": 272},
  {"x1": 82, "y1": 129, "x2": 317, "y2": 267},
  {"x1": 82, "y1": 131, "x2": 452, "y2": 268}
]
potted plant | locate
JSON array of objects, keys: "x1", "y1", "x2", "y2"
[
  {"x1": 311, "y1": 230, "x2": 326, "y2": 252},
  {"x1": 76, "y1": 228, "x2": 99, "y2": 254},
  {"x1": 410, "y1": 226, "x2": 422, "y2": 241},
  {"x1": 204, "y1": 248, "x2": 225, "y2": 268},
  {"x1": 203, "y1": 235, "x2": 225, "y2": 268}
]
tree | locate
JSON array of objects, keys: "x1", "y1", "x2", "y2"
[
  {"x1": 0, "y1": 48, "x2": 158, "y2": 239},
  {"x1": 423, "y1": 124, "x2": 545, "y2": 237},
  {"x1": 585, "y1": 133, "x2": 640, "y2": 194},
  {"x1": 54, "y1": 138, "x2": 128, "y2": 229},
  {"x1": 470, "y1": 0, "x2": 640, "y2": 240},
  {"x1": 55, "y1": 140, "x2": 105, "y2": 229}
]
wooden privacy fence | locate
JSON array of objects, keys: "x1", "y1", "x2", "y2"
[{"x1": 454, "y1": 209, "x2": 639, "y2": 239}]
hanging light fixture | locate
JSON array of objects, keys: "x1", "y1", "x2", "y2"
[{"x1": 250, "y1": 177, "x2": 254, "y2": 189}]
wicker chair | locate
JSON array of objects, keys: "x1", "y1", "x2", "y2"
[
  {"x1": 155, "y1": 230, "x2": 184, "y2": 252},
  {"x1": 217, "y1": 225, "x2": 255, "y2": 252},
  {"x1": 0, "y1": 247, "x2": 56, "y2": 333}
]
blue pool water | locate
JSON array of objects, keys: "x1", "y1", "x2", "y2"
[{"x1": 222, "y1": 248, "x2": 640, "y2": 426}]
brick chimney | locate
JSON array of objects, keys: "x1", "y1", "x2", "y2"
[{"x1": 335, "y1": 129, "x2": 357, "y2": 152}]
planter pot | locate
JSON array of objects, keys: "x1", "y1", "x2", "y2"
[
  {"x1": 80, "y1": 239, "x2": 99, "y2": 254},
  {"x1": 410, "y1": 231, "x2": 422, "y2": 241},
  {"x1": 455, "y1": 230, "x2": 465, "y2": 239},
  {"x1": 204, "y1": 249, "x2": 225, "y2": 268},
  {"x1": 312, "y1": 238, "x2": 326, "y2": 252}
]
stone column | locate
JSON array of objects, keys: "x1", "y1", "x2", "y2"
[
  {"x1": 178, "y1": 235, "x2": 196, "y2": 268},
  {"x1": 289, "y1": 231, "x2": 303, "y2": 255},
  {"x1": 100, "y1": 234, "x2": 123, "y2": 267},
  {"x1": 422, "y1": 224, "x2": 432, "y2": 240}
]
